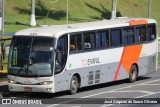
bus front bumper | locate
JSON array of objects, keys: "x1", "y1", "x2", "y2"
[{"x1": 8, "y1": 83, "x2": 54, "y2": 93}]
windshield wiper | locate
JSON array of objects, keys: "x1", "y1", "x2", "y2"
[
  {"x1": 29, "y1": 37, "x2": 34, "y2": 65},
  {"x1": 15, "y1": 67, "x2": 27, "y2": 76}
]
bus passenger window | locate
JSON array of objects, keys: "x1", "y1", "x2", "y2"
[
  {"x1": 147, "y1": 25, "x2": 156, "y2": 41},
  {"x1": 123, "y1": 28, "x2": 135, "y2": 45},
  {"x1": 135, "y1": 26, "x2": 147, "y2": 43},
  {"x1": 70, "y1": 35, "x2": 76, "y2": 51},
  {"x1": 70, "y1": 34, "x2": 82, "y2": 52},
  {"x1": 83, "y1": 32, "x2": 96, "y2": 50},
  {"x1": 96, "y1": 30, "x2": 109, "y2": 49},
  {"x1": 110, "y1": 29, "x2": 122, "y2": 47},
  {"x1": 76, "y1": 34, "x2": 82, "y2": 50},
  {"x1": 135, "y1": 28, "x2": 141, "y2": 43},
  {"x1": 140, "y1": 26, "x2": 147, "y2": 42}
]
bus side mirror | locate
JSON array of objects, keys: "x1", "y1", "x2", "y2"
[{"x1": 55, "y1": 49, "x2": 62, "y2": 63}]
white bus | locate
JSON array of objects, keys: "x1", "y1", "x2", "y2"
[{"x1": 8, "y1": 18, "x2": 158, "y2": 94}]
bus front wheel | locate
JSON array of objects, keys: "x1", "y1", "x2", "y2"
[
  {"x1": 70, "y1": 76, "x2": 79, "y2": 94},
  {"x1": 129, "y1": 65, "x2": 138, "y2": 83}
]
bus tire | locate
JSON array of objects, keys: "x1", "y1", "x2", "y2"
[
  {"x1": 70, "y1": 76, "x2": 79, "y2": 95},
  {"x1": 129, "y1": 65, "x2": 138, "y2": 83}
]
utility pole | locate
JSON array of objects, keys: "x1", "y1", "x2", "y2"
[
  {"x1": 0, "y1": 0, "x2": 4, "y2": 34},
  {"x1": 0, "y1": 0, "x2": 4, "y2": 70},
  {"x1": 111, "y1": 0, "x2": 117, "y2": 19},
  {"x1": 148, "y1": 0, "x2": 151, "y2": 18},
  {"x1": 29, "y1": 0, "x2": 36, "y2": 26},
  {"x1": 66, "y1": 0, "x2": 69, "y2": 24}
]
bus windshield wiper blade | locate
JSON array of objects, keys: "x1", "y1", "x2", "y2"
[{"x1": 16, "y1": 67, "x2": 27, "y2": 75}]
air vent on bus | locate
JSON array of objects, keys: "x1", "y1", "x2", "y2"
[
  {"x1": 88, "y1": 71, "x2": 94, "y2": 85},
  {"x1": 88, "y1": 81, "x2": 93, "y2": 85},
  {"x1": 95, "y1": 70, "x2": 100, "y2": 84}
]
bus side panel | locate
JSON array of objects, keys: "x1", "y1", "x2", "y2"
[
  {"x1": 115, "y1": 66, "x2": 129, "y2": 81},
  {"x1": 147, "y1": 53, "x2": 157, "y2": 73},
  {"x1": 54, "y1": 73, "x2": 69, "y2": 92},
  {"x1": 64, "y1": 62, "x2": 120, "y2": 88},
  {"x1": 60, "y1": 41, "x2": 157, "y2": 92},
  {"x1": 137, "y1": 57, "x2": 149, "y2": 76},
  {"x1": 139, "y1": 41, "x2": 157, "y2": 76},
  {"x1": 54, "y1": 68, "x2": 86, "y2": 93},
  {"x1": 138, "y1": 53, "x2": 157, "y2": 76},
  {"x1": 85, "y1": 62, "x2": 119, "y2": 86},
  {"x1": 100, "y1": 62, "x2": 119, "y2": 83},
  {"x1": 65, "y1": 48, "x2": 124, "y2": 88},
  {"x1": 67, "y1": 62, "x2": 129, "y2": 87}
]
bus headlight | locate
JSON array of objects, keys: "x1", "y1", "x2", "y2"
[
  {"x1": 40, "y1": 81, "x2": 52, "y2": 85},
  {"x1": 8, "y1": 80, "x2": 17, "y2": 84}
]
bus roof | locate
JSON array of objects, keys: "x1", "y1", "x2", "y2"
[{"x1": 14, "y1": 18, "x2": 156, "y2": 38}]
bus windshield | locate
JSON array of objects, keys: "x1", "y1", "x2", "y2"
[{"x1": 8, "y1": 36, "x2": 55, "y2": 77}]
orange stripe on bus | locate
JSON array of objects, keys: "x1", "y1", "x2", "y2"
[
  {"x1": 129, "y1": 20, "x2": 148, "y2": 26},
  {"x1": 114, "y1": 45, "x2": 142, "y2": 81},
  {"x1": 113, "y1": 48, "x2": 126, "y2": 81}
]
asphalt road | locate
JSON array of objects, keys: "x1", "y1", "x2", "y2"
[{"x1": 1, "y1": 66, "x2": 160, "y2": 107}]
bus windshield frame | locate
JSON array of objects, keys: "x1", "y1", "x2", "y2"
[{"x1": 8, "y1": 36, "x2": 55, "y2": 77}]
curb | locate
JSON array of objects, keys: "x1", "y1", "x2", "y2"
[{"x1": 0, "y1": 81, "x2": 8, "y2": 86}]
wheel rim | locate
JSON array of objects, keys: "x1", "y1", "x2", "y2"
[
  {"x1": 131, "y1": 68, "x2": 136, "y2": 80},
  {"x1": 71, "y1": 79, "x2": 77, "y2": 91}
]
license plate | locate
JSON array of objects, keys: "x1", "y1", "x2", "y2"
[{"x1": 24, "y1": 87, "x2": 32, "y2": 91}]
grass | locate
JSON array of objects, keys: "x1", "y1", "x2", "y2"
[{"x1": 3, "y1": 0, "x2": 160, "y2": 34}]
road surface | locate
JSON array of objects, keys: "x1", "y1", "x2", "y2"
[{"x1": 1, "y1": 66, "x2": 160, "y2": 107}]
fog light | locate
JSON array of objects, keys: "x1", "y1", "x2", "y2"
[
  {"x1": 8, "y1": 80, "x2": 17, "y2": 84},
  {"x1": 40, "y1": 81, "x2": 52, "y2": 85}
]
